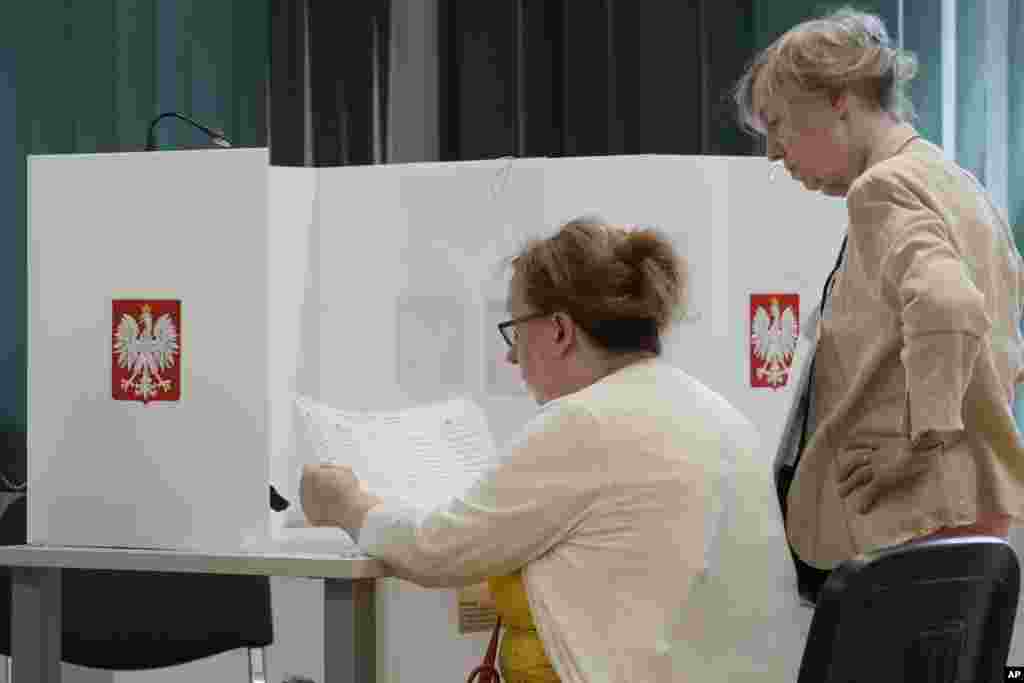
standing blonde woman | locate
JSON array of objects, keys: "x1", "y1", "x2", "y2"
[
  {"x1": 300, "y1": 218, "x2": 761, "y2": 682},
  {"x1": 735, "y1": 6, "x2": 1024, "y2": 584}
]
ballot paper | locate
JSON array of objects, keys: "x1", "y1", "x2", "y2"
[{"x1": 294, "y1": 394, "x2": 501, "y2": 513}]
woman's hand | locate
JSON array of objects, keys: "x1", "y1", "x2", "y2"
[
  {"x1": 461, "y1": 581, "x2": 496, "y2": 609},
  {"x1": 299, "y1": 463, "x2": 382, "y2": 535},
  {"x1": 836, "y1": 436, "x2": 946, "y2": 515}
]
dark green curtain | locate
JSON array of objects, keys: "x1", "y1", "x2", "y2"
[
  {"x1": 753, "y1": 1, "x2": 900, "y2": 50},
  {"x1": 902, "y1": 0, "x2": 943, "y2": 148},
  {"x1": 0, "y1": 0, "x2": 268, "y2": 463},
  {"x1": 1012, "y1": 2, "x2": 1024, "y2": 242},
  {"x1": 954, "y1": 0, "x2": 1024, "y2": 243}
]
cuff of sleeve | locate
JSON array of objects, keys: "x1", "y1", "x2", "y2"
[
  {"x1": 911, "y1": 428, "x2": 964, "y2": 449},
  {"x1": 357, "y1": 498, "x2": 424, "y2": 555},
  {"x1": 902, "y1": 332, "x2": 980, "y2": 437}
]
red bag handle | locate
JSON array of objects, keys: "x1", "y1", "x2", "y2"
[{"x1": 466, "y1": 618, "x2": 502, "y2": 683}]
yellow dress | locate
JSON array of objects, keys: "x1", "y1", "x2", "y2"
[{"x1": 487, "y1": 573, "x2": 561, "y2": 683}]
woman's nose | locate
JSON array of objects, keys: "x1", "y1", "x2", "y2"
[
  {"x1": 506, "y1": 345, "x2": 518, "y2": 365},
  {"x1": 766, "y1": 134, "x2": 784, "y2": 161}
]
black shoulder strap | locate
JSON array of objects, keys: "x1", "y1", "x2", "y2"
[{"x1": 777, "y1": 234, "x2": 848, "y2": 604}]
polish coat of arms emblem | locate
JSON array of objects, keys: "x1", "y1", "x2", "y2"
[
  {"x1": 750, "y1": 293, "x2": 799, "y2": 389},
  {"x1": 112, "y1": 300, "x2": 181, "y2": 403}
]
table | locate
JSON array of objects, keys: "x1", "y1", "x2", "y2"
[{"x1": 0, "y1": 543, "x2": 391, "y2": 682}]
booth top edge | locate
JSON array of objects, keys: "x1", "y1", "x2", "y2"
[{"x1": 26, "y1": 150, "x2": 770, "y2": 167}]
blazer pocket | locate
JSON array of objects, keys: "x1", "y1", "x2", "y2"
[{"x1": 839, "y1": 436, "x2": 952, "y2": 555}]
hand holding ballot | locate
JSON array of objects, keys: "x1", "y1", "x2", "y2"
[
  {"x1": 293, "y1": 394, "x2": 500, "y2": 541},
  {"x1": 299, "y1": 463, "x2": 382, "y2": 538}
]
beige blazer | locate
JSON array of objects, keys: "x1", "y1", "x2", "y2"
[{"x1": 787, "y1": 123, "x2": 1024, "y2": 569}]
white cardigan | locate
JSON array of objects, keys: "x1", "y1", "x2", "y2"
[{"x1": 358, "y1": 358, "x2": 810, "y2": 682}]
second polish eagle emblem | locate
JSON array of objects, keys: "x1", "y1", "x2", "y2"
[{"x1": 750, "y1": 294, "x2": 799, "y2": 389}]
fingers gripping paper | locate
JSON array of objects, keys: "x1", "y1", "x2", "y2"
[{"x1": 294, "y1": 395, "x2": 501, "y2": 513}]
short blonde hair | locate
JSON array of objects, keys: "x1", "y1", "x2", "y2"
[{"x1": 734, "y1": 6, "x2": 919, "y2": 135}]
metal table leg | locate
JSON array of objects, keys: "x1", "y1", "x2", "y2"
[
  {"x1": 324, "y1": 578, "x2": 376, "y2": 683},
  {"x1": 11, "y1": 567, "x2": 61, "y2": 682}
]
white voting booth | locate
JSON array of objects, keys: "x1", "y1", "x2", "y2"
[{"x1": 26, "y1": 149, "x2": 1024, "y2": 682}]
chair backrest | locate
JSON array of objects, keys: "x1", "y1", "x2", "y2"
[
  {"x1": 797, "y1": 535, "x2": 1020, "y2": 683},
  {"x1": 0, "y1": 495, "x2": 274, "y2": 670}
]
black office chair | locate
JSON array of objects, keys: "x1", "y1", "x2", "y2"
[
  {"x1": 796, "y1": 535, "x2": 1020, "y2": 683},
  {"x1": 0, "y1": 494, "x2": 274, "y2": 682}
]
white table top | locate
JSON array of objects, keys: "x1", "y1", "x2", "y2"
[{"x1": 0, "y1": 544, "x2": 391, "y2": 580}]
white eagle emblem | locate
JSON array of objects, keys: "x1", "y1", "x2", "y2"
[
  {"x1": 751, "y1": 297, "x2": 799, "y2": 387},
  {"x1": 113, "y1": 304, "x2": 180, "y2": 401}
]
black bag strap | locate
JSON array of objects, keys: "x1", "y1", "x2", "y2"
[{"x1": 779, "y1": 235, "x2": 848, "y2": 604}]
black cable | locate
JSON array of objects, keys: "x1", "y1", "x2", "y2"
[{"x1": 144, "y1": 112, "x2": 232, "y2": 151}]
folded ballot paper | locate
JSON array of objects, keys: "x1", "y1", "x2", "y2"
[{"x1": 269, "y1": 395, "x2": 501, "y2": 553}]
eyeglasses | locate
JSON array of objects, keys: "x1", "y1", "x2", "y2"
[{"x1": 497, "y1": 312, "x2": 550, "y2": 348}]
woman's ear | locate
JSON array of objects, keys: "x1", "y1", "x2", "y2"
[{"x1": 553, "y1": 313, "x2": 567, "y2": 342}]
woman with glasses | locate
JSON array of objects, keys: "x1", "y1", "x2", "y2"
[
  {"x1": 735, "y1": 6, "x2": 1024, "y2": 586},
  {"x1": 300, "y1": 217, "x2": 763, "y2": 682}
]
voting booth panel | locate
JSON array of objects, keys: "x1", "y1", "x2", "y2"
[{"x1": 28, "y1": 149, "x2": 270, "y2": 553}]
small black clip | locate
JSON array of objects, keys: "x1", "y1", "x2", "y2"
[{"x1": 269, "y1": 484, "x2": 290, "y2": 511}]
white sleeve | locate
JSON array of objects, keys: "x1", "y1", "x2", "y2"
[
  {"x1": 701, "y1": 413, "x2": 762, "y2": 581},
  {"x1": 357, "y1": 400, "x2": 605, "y2": 588}
]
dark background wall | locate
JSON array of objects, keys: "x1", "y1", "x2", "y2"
[{"x1": 439, "y1": 1, "x2": 759, "y2": 160}]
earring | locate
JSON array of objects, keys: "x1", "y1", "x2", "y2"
[{"x1": 830, "y1": 92, "x2": 846, "y2": 118}]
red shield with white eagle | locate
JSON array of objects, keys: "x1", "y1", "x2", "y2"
[
  {"x1": 750, "y1": 293, "x2": 799, "y2": 390},
  {"x1": 112, "y1": 299, "x2": 181, "y2": 404}
]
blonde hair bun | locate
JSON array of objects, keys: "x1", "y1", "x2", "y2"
[
  {"x1": 508, "y1": 218, "x2": 688, "y2": 352},
  {"x1": 735, "y1": 5, "x2": 919, "y2": 134}
]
